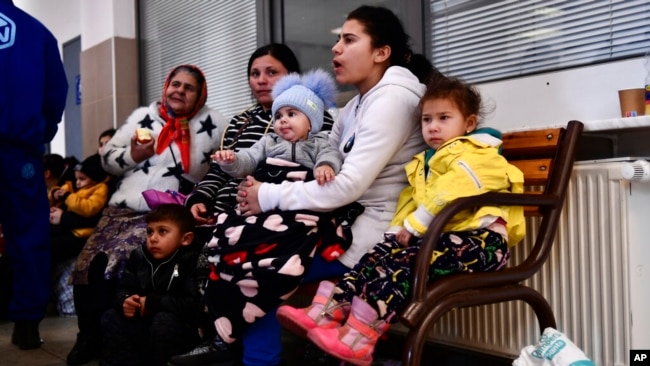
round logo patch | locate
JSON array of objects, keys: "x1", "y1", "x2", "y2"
[
  {"x1": 0, "y1": 12, "x2": 17, "y2": 50},
  {"x1": 21, "y1": 163, "x2": 35, "y2": 179}
]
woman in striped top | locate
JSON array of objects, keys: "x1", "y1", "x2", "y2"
[{"x1": 184, "y1": 43, "x2": 334, "y2": 218}]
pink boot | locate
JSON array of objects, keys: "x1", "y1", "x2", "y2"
[
  {"x1": 276, "y1": 280, "x2": 350, "y2": 338},
  {"x1": 307, "y1": 296, "x2": 389, "y2": 366}
]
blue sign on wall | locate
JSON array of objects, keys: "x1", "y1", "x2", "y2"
[{"x1": 75, "y1": 74, "x2": 81, "y2": 105}]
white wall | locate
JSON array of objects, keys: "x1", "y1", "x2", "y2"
[
  {"x1": 14, "y1": 0, "x2": 81, "y2": 45},
  {"x1": 14, "y1": 0, "x2": 81, "y2": 155},
  {"x1": 80, "y1": 0, "x2": 135, "y2": 50},
  {"x1": 479, "y1": 58, "x2": 647, "y2": 132}
]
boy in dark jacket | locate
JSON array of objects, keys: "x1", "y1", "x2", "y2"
[{"x1": 99, "y1": 204, "x2": 202, "y2": 366}]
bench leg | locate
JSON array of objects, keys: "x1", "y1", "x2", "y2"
[
  {"x1": 518, "y1": 286, "x2": 557, "y2": 332},
  {"x1": 400, "y1": 286, "x2": 557, "y2": 365},
  {"x1": 403, "y1": 324, "x2": 428, "y2": 366}
]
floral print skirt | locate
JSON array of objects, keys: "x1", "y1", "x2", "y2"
[{"x1": 71, "y1": 206, "x2": 147, "y2": 285}]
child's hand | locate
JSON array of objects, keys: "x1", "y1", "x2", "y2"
[
  {"x1": 122, "y1": 294, "x2": 141, "y2": 318},
  {"x1": 211, "y1": 150, "x2": 235, "y2": 164},
  {"x1": 138, "y1": 296, "x2": 147, "y2": 317},
  {"x1": 49, "y1": 207, "x2": 63, "y2": 225},
  {"x1": 315, "y1": 165, "x2": 335, "y2": 185},
  {"x1": 396, "y1": 228, "x2": 413, "y2": 247},
  {"x1": 53, "y1": 188, "x2": 68, "y2": 200}
]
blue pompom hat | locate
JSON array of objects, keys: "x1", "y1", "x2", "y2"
[{"x1": 271, "y1": 68, "x2": 337, "y2": 137}]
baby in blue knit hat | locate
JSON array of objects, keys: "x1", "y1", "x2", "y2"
[{"x1": 213, "y1": 69, "x2": 342, "y2": 185}]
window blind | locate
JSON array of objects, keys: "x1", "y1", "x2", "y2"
[
  {"x1": 139, "y1": 1, "x2": 258, "y2": 118},
  {"x1": 429, "y1": 0, "x2": 650, "y2": 83}
]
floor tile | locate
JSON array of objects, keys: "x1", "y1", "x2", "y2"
[
  {"x1": 0, "y1": 315, "x2": 512, "y2": 366},
  {"x1": 0, "y1": 317, "x2": 98, "y2": 366}
]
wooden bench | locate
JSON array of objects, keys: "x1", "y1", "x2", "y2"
[{"x1": 291, "y1": 121, "x2": 584, "y2": 365}]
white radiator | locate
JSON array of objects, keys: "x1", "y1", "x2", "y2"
[{"x1": 393, "y1": 159, "x2": 650, "y2": 366}]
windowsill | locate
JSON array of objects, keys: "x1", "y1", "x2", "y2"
[
  {"x1": 580, "y1": 115, "x2": 650, "y2": 132},
  {"x1": 503, "y1": 115, "x2": 650, "y2": 133}
]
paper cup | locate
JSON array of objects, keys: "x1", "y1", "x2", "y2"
[{"x1": 618, "y1": 88, "x2": 645, "y2": 117}]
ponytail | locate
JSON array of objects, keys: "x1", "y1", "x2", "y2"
[{"x1": 404, "y1": 53, "x2": 437, "y2": 84}]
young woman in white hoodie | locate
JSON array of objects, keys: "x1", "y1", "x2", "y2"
[{"x1": 233, "y1": 5, "x2": 439, "y2": 366}]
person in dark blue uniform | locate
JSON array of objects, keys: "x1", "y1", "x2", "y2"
[{"x1": 0, "y1": 0, "x2": 68, "y2": 350}]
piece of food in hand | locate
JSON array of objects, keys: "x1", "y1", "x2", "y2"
[{"x1": 136, "y1": 128, "x2": 153, "y2": 144}]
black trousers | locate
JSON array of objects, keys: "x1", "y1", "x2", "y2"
[
  {"x1": 50, "y1": 225, "x2": 86, "y2": 264},
  {"x1": 72, "y1": 254, "x2": 116, "y2": 346},
  {"x1": 100, "y1": 308, "x2": 200, "y2": 366}
]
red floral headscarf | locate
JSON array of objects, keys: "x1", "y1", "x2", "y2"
[{"x1": 156, "y1": 64, "x2": 208, "y2": 173}]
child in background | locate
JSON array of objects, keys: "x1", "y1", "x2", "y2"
[
  {"x1": 49, "y1": 125, "x2": 115, "y2": 214},
  {"x1": 44, "y1": 154, "x2": 80, "y2": 206},
  {"x1": 49, "y1": 154, "x2": 109, "y2": 264},
  {"x1": 98, "y1": 128, "x2": 116, "y2": 156},
  {"x1": 212, "y1": 68, "x2": 341, "y2": 186},
  {"x1": 276, "y1": 76, "x2": 526, "y2": 366},
  {"x1": 61, "y1": 157, "x2": 81, "y2": 190},
  {"x1": 43, "y1": 153, "x2": 65, "y2": 191},
  {"x1": 100, "y1": 204, "x2": 202, "y2": 366},
  {"x1": 49, "y1": 129, "x2": 117, "y2": 318},
  {"x1": 96, "y1": 127, "x2": 118, "y2": 196}
]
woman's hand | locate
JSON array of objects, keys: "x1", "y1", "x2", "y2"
[
  {"x1": 190, "y1": 202, "x2": 214, "y2": 225},
  {"x1": 130, "y1": 134, "x2": 155, "y2": 164},
  {"x1": 49, "y1": 207, "x2": 63, "y2": 225},
  {"x1": 237, "y1": 175, "x2": 262, "y2": 216}
]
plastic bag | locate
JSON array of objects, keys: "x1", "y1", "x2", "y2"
[
  {"x1": 512, "y1": 327, "x2": 595, "y2": 366},
  {"x1": 141, "y1": 189, "x2": 187, "y2": 209}
]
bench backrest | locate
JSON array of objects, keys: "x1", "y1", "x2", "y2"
[{"x1": 501, "y1": 127, "x2": 564, "y2": 216}]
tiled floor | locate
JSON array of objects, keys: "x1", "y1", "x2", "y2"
[
  {"x1": 0, "y1": 316, "x2": 97, "y2": 366},
  {"x1": 0, "y1": 314, "x2": 513, "y2": 366}
]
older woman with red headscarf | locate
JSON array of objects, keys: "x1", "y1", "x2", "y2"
[{"x1": 66, "y1": 64, "x2": 226, "y2": 365}]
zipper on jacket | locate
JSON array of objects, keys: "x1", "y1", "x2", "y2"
[
  {"x1": 291, "y1": 142, "x2": 296, "y2": 162},
  {"x1": 167, "y1": 264, "x2": 179, "y2": 291},
  {"x1": 457, "y1": 160, "x2": 482, "y2": 189},
  {"x1": 147, "y1": 249, "x2": 178, "y2": 290}
]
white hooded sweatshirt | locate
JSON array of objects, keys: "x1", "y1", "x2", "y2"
[{"x1": 259, "y1": 66, "x2": 427, "y2": 267}]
